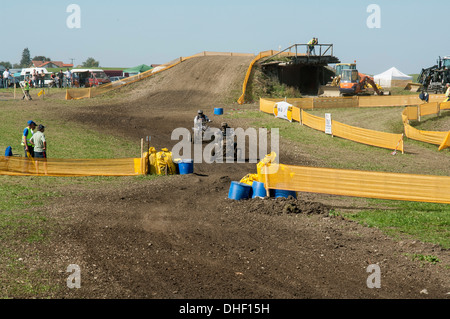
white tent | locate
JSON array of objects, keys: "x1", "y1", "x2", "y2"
[{"x1": 374, "y1": 67, "x2": 412, "y2": 88}]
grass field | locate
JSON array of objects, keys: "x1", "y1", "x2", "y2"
[{"x1": 0, "y1": 97, "x2": 139, "y2": 159}]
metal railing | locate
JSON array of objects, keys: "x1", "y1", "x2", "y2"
[{"x1": 260, "y1": 43, "x2": 334, "y2": 64}]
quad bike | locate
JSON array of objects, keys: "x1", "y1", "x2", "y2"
[
  {"x1": 209, "y1": 128, "x2": 241, "y2": 162},
  {"x1": 191, "y1": 118, "x2": 214, "y2": 144}
]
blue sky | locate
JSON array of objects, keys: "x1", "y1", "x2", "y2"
[{"x1": 1, "y1": 0, "x2": 448, "y2": 75}]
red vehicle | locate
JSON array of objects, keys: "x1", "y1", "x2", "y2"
[{"x1": 71, "y1": 69, "x2": 111, "y2": 88}]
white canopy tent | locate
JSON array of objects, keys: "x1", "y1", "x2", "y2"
[{"x1": 374, "y1": 67, "x2": 413, "y2": 88}]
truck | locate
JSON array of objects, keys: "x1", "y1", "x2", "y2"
[
  {"x1": 71, "y1": 69, "x2": 111, "y2": 88},
  {"x1": 417, "y1": 56, "x2": 450, "y2": 94}
]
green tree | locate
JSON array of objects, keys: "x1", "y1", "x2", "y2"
[
  {"x1": 82, "y1": 57, "x2": 100, "y2": 68},
  {"x1": 20, "y1": 48, "x2": 32, "y2": 67},
  {"x1": 32, "y1": 56, "x2": 51, "y2": 62},
  {"x1": 0, "y1": 61, "x2": 12, "y2": 69}
]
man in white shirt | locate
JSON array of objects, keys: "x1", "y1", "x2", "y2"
[
  {"x1": 3, "y1": 68, "x2": 10, "y2": 89},
  {"x1": 64, "y1": 68, "x2": 72, "y2": 87}
]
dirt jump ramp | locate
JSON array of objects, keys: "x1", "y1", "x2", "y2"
[{"x1": 125, "y1": 55, "x2": 254, "y2": 108}]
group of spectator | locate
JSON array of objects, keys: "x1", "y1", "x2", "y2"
[
  {"x1": 50, "y1": 68, "x2": 73, "y2": 88},
  {"x1": 28, "y1": 69, "x2": 46, "y2": 88},
  {"x1": 28, "y1": 68, "x2": 72, "y2": 88},
  {"x1": 1, "y1": 67, "x2": 73, "y2": 89}
]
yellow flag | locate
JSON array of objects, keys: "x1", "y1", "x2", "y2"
[{"x1": 38, "y1": 90, "x2": 45, "y2": 97}]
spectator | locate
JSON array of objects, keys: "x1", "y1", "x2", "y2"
[
  {"x1": 30, "y1": 124, "x2": 47, "y2": 159},
  {"x1": 58, "y1": 69, "x2": 64, "y2": 88},
  {"x1": 0, "y1": 72, "x2": 3, "y2": 88},
  {"x1": 49, "y1": 73, "x2": 56, "y2": 88},
  {"x1": 32, "y1": 69, "x2": 37, "y2": 88},
  {"x1": 65, "y1": 68, "x2": 72, "y2": 87},
  {"x1": 307, "y1": 37, "x2": 318, "y2": 55},
  {"x1": 3, "y1": 68, "x2": 10, "y2": 89},
  {"x1": 419, "y1": 90, "x2": 429, "y2": 103},
  {"x1": 39, "y1": 70, "x2": 45, "y2": 88},
  {"x1": 22, "y1": 120, "x2": 36, "y2": 157}
]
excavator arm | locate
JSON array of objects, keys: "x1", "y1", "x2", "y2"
[{"x1": 360, "y1": 75, "x2": 383, "y2": 95}]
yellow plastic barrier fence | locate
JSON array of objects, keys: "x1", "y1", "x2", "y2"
[
  {"x1": 419, "y1": 102, "x2": 440, "y2": 117},
  {"x1": 401, "y1": 104, "x2": 450, "y2": 150},
  {"x1": 0, "y1": 156, "x2": 144, "y2": 176},
  {"x1": 262, "y1": 163, "x2": 450, "y2": 204},
  {"x1": 300, "y1": 109, "x2": 404, "y2": 152},
  {"x1": 261, "y1": 97, "x2": 449, "y2": 151},
  {"x1": 357, "y1": 95, "x2": 443, "y2": 107},
  {"x1": 66, "y1": 51, "x2": 255, "y2": 100},
  {"x1": 260, "y1": 100, "x2": 404, "y2": 152},
  {"x1": 331, "y1": 120, "x2": 404, "y2": 152},
  {"x1": 301, "y1": 109, "x2": 325, "y2": 131},
  {"x1": 260, "y1": 96, "x2": 446, "y2": 110}
]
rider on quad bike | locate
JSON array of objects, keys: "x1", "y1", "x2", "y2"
[
  {"x1": 210, "y1": 122, "x2": 239, "y2": 161},
  {"x1": 192, "y1": 110, "x2": 213, "y2": 143}
]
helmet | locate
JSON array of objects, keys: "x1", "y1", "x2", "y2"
[{"x1": 197, "y1": 110, "x2": 203, "y2": 114}]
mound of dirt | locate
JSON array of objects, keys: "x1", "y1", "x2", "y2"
[
  {"x1": 226, "y1": 196, "x2": 330, "y2": 216},
  {"x1": 120, "y1": 55, "x2": 255, "y2": 108}
]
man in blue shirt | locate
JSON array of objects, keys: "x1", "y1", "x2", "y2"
[{"x1": 22, "y1": 120, "x2": 36, "y2": 157}]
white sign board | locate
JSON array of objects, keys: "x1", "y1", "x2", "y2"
[
  {"x1": 325, "y1": 113, "x2": 332, "y2": 135},
  {"x1": 274, "y1": 101, "x2": 293, "y2": 122}
]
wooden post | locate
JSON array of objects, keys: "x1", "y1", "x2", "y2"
[
  {"x1": 401, "y1": 134, "x2": 404, "y2": 154},
  {"x1": 417, "y1": 104, "x2": 421, "y2": 122},
  {"x1": 140, "y1": 138, "x2": 144, "y2": 175},
  {"x1": 264, "y1": 164, "x2": 270, "y2": 197}
]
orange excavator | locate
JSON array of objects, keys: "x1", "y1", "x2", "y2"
[{"x1": 339, "y1": 69, "x2": 385, "y2": 96}]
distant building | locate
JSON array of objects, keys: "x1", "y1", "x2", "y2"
[{"x1": 31, "y1": 61, "x2": 74, "y2": 69}]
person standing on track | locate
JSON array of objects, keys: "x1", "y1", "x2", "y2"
[
  {"x1": 30, "y1": 124, "x2": 47, "y2": 159},
  {"x1": 22, "y1": 120, "x2": 36, "y2": 157},
  {"x1": 22, "y1": 78, "x2": 32, "y2": 100}
]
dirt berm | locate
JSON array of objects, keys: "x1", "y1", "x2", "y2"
[{"x1": 34, "y1": 55, "x2": 449, "y2": 299}]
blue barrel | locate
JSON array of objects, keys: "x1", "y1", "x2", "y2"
[
  {"x1": 228, "y1": 181, "x2": 252, "y2": 200},
  {"x1": 214, "y1": 107, "x2": 224, "y2": 115},
  {"x1": 178, "y1": 159, "x2": 194, "y2": 174},
  {"x1": 251, "y1": 181, "x2": 267, "y2": 198},
  {"x1": 5, "y1": 146, "x2": 12, "y2": 157},
  {"x1": 273, "y1": 189, "x2": 297, "y2": 199}
]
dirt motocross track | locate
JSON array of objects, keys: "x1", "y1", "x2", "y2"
[{"x1": 35, "y1": 56, "x2": 448, "y2": 299}]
